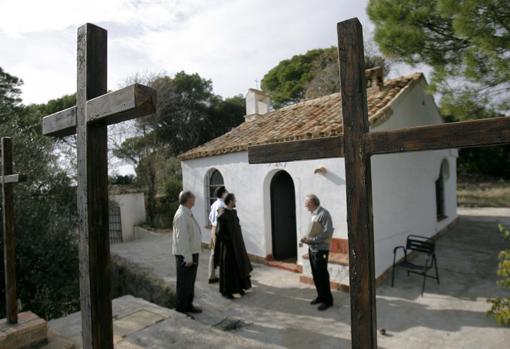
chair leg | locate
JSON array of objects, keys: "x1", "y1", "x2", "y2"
[
  {"x1": 434, "y1": 256, "x2": 440, "y2": 284},
  {"x1": 391, "y1": 253, "x2": 397, "y2": 287},
  {"x1": 421, "y1": 273, "x2": 427, "y2": 295}
]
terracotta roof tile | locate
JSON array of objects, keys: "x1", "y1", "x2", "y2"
[{"x1": 179, "y1": 72, "x2": 423, "y2": 161}]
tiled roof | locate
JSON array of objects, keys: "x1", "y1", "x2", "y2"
[{"x1": 179, "y1": 73, "x2": 424, "y2": 161}]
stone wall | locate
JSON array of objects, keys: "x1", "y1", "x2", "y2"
[{"x1": 111, "y1": 255, "x2": 176, "y2": 309}]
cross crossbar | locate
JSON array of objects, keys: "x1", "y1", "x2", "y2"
[
  {"x1": 247, "y1": 17, "x2": 510, "y2": 349},
  {"x1": 42, "y1": 83, "x2": 156, "y2": 137},
  {"x1": 366, "y1": 116, "x2": 510, "y2": 155},
  {"x1": 249, "y1": 136, "x2": 344, "y2": 164},
  {"x1": 1, "y1": 174, "x2": 25, "y2": 184},
  {"x1": 249, "y1": 115, "x2": 510, "y2": 163}
]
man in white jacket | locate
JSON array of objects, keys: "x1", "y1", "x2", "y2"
[
  {"x1": 172, "y1": 191, "x2": 203, "y2": 315},
  {"x1": 208, "y1": 186, "x2": 228, "y2": 284}
]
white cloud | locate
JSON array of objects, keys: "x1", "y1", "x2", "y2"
[
  {"x1": 0, "y1": 0, "x2": 425, "y2": 175},
  {"x1": 0, "y1": 0, "x2": 211, "y2": 35},
  {"x1": 0, "y1": 0, "x2": 388, "y2": 104}
]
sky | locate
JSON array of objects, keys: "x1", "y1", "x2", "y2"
[
  {"x1": 0, "y1": 0, "x2": 419, "y2": 105},
  {"x1": 0, "y1": 0, "x2": 422, "y2": 175}
]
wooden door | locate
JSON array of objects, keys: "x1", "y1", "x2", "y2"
[{"x1": 270, "y1": 171, "x2": 297, "y2": 260}]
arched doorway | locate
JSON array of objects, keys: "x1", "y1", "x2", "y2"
[
  {"x1": 270, "y1": 171, "x2": 297, "y2": 261},
  {"x1": 435, "y1": 159, "x2": 449, "y2": 221}
]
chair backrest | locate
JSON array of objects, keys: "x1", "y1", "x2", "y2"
[{"x1": 406, "y1": 235, "x2": 435, "y2": 255}]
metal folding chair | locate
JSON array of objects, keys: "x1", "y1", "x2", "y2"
[{"x1": 391, "y1": 234, "x2": 439, "y2": 294}]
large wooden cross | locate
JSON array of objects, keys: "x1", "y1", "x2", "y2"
[
  {"x1": 248, "y1": 18, "x2": 510, "y2": 349},
  {"x1": 41, "y1": 23, "x2": 156, "y2": 348},
  {"x1": 1, "y1": 137, "x2": 24, "y2": 324}
]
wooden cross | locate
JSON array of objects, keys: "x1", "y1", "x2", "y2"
[
  {"x1": 41, "y1": 23, "x2": 156, "y2": 348},
  {"x1": 248, "y1": 18, "x2": 510, "y2": 349},
  {"x1": 1, "y1": 137, "x2": 24, "y2": 325}
]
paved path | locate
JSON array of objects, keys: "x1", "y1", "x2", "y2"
[
  {"x1": 50, "y1": 295, "x2": 279, "y2": 348},
  {"x1": 103, "y1": 208, "x2": 510, "y2": 348}
]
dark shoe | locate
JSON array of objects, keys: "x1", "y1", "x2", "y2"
[
  {"x1": 310, "y1": 297, "x2": 322, "y2": 305},
  {"x1": 188, "y1": 306, "x2": 203, "y2": 314},
  {"x1": 208, "y1": 278, "x2": 219, "y2": 284},
  {"x1": 223, "y1": 294, "x2": 235, "y2": 299},
  {"x1": 176, "y1": 309, "x2": 195, "y2": 319},
  {"x1": 318, "y1": 303, "x2": 333, "y2": 311},
  {"x1": 239, "y1": 290, "x2": 246, "y2": 296}
]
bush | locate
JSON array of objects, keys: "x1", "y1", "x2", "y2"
[
  {"x1": 109, "y1": 174, "x2": 135, "y2": 185},
  {"x1": 487, "y1": 224, "x2": 510, "y2": 325},
  {"x1": 0, "y1": 68, "x2": 80, "y2": 320},
  {"x1": 162, "y1": 178, "x2": 182, "y2": 202},
  {"x1": 0, "y1": 173, "x2": 79, "y2": 320},
  {"x1": 148, "y1": 178, "x2": 182, "y2": 229},
  {"x1": 458, "y1": 146, "x2": 510, "y2": 179}
]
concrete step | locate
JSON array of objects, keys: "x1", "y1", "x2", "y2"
[
  {"x1": 38, "y1": 330, "x2": 75, "y2": 349},
  {"x1": 0, "y1": 312, "x2": 48, "y2": 349}
]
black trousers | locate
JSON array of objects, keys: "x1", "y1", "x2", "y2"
[
  {"x1": 309, "y1": 249, "x2": 333, "y2": 305},
  {"x1": 175, "y1": 254, "x2": 199, "y2": 313}
]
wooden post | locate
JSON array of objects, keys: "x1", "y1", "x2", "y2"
[
  {"x1": 41, "y1": 23, "x2": 156, "y2": 348},
  {"x1": 337, "y1": 18, "x2": 377, "y2": 349},
  {"x1": 2, "y1": 137, "x2": 17, "y2": 324},
  {"x1": 76, "y1": 24, "x2": 113, "y2": 349},
  {"x1": 248, "y1": 16, "x2": 510, "y2": 349}
]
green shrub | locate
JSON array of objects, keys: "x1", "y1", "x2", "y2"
[
  {"x1": 0, "y1": 173, "x2": 79, "y2": 320},
  {"x1": 147, "y1": 178, "x2": 182, "y2": 229},
  {"x1": 487, "y1": 224, "x2": 510, "y2": 325},
  {"x1": 109, "y1": 174, "x2": 135, "y2": 185},
  {"x1": 0, "y1": 68, "x2": 80, "y2": 320},
  {"x1": 162, "y1": 178, "x2": 182, "y2": 202}
]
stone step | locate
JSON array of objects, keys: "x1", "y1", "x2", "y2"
[
  {"x1": 38, "y1": 330, "x2": 76, "y2": 349},
  {"x1": 0, "y1": 311, "x2": 48, "y2": 349}
]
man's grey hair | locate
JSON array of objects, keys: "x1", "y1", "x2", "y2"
[
  {"x1": 179, "y1": 190, "x2": 195, "y2": 205},
  {"x1": 305, "y1": 194, "x2": 320, "y2": 207}
]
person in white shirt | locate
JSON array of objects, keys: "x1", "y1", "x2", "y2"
[
  {"x1": 172, "y1": 191, "x2": 202, "y2": 315},
  {"x1": 208, "y1": 186, "x2": 228, "y2": 283}
]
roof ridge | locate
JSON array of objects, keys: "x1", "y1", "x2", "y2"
[{"x1": 179, "y1": 72, "x2": 424, "y2": 161}]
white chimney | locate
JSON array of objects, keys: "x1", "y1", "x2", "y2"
[{"x1": 245, "y1": 88, "x2": 271, "y2": 121}]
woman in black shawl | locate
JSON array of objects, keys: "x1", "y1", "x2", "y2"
[{"x1": 214, "y1": 193, "x2": 252, "y2": 299}]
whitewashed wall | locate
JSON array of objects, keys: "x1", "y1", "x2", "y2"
[
  {"x1": 181, "y1": 79, "x2": 458, "y2": 279},
  {"x1": 110, "y1": 192, "x2": 146, "y2": 241},
  {"x1": 182, "y1": 152, "x2": 348, "y2": 266},
  {"x1": 370, "y1": 79, "x2": 458, "y2": 276}
]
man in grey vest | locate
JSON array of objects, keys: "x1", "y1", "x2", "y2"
[{"x1": 300, "y1": 194, "x2": 334, "y2": 311}]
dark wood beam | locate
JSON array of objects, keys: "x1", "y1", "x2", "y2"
[
  {"x1": 367, "y1": 116, "x2": 510, "y2": 155},
  {"x1": 76, "y1": 23, "x2": 113, "y2": 349},
  {"x1": 1, "y1": 137, "x2": 17, "y2": 324},
  {"x1": 338, "y1": 18, "x2": 377, "y2": 349},
  {"x1": 86, "y1": 83, "x2": 156, "y2": 125},
  {"x1": 2, "y1": 174, "x2": 25, "y2": 184},
  {"x1": 248, "y1": 136, "x2": 343, "y2": 164},
  {"x1": 42, "y1": 84, "x2": 156, "y2": 137},
  {"x1": 42, "y1": 106, "x2": 77, "y2": 137}
]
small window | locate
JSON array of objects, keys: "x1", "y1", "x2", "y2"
[{"x1": 206, "y1": 169, "x2": 224, "y2": 220}]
